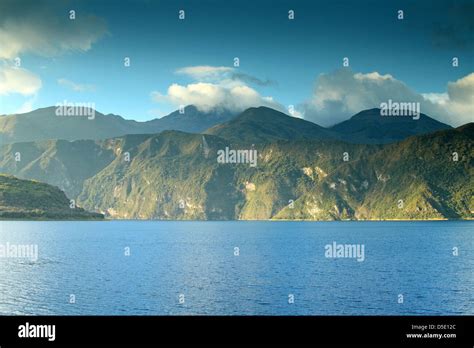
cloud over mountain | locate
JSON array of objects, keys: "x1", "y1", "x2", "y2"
[
  {"x1": 423, "y1": 74, "x2": 474, "y2": 125},
  {"x1": 151, "y1": 65, "x2": 283, "y2": 113},
  {"x1": 301, "y1": 68, "x2": 474, "y2": 127}
]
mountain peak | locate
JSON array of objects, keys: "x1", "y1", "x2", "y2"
[
  {"x1": 205, "y1": 106, "x2": 331, "y2": 143},
  {"x1": 144, "y1": 105, "x2": 236, "y2": 133},
  {"x1": 330, "y1": 108, "x2": 452, "y2": 144},
  {"x1": 349, "y1": 108, "x2": 434, "y2": 122},
  {"x1": 235, "y1": 106, "x2": 290, "y2": 120},
  {"x1": 350, "y1": 108, "x2": 383, "y2": 119}
]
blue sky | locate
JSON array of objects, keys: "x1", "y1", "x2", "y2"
[{"x1": 1, "y1": 0, "x2": 473, "y2": 126}]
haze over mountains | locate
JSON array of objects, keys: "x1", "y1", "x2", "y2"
[
  {"x1": 0, "y1": 105, "x2": 472, "y2": 220},
  {"x1": 0, "y1": 105, "x2": 236, "y2": 144},
  {"x1": 0, "y1": 105, "x2": 452, "y2": 145}
]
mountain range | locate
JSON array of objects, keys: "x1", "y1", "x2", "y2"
[
  {"x1": 1, "y1": 105, "x2": 450, "y2": 145},
  {"x1": 0, "y1": 105, "x2": 471, "y2": 220},
  {"x1": 0, "y1": 105, "x2": 235, "y2": 144}
]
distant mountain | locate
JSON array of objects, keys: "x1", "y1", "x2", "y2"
[
  {"x1": 0, "y1": 105, "x2": 235, "y2": 144},
  {"x1": 329, "y1": 108, "x2": 452, "y2": 144},
  {"x1": 0, "y1": 174, "x2": 103, "y2": 220},
  {"x1": 205, "y1": 106, "x2": 333, "y2": 144},
  {"x1": 145, "y1": 105, "x2": 235, "y2": 134},
  {"x1": 0, "y1": 106, "x2": 137, "y2": 144},
  {"x1": 1, "y1": 105, "x2": 454, "y2": 146}
]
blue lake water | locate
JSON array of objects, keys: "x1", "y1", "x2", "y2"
[{"x1": 0, "y1": 221, "x2": 472, "y2": 315}]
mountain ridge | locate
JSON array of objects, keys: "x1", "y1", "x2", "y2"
[
  {"x1": 1, "y1": 105, "x2": 455, "y2": 145},
  {"x1": 0, "y1": 105, "x2": 236, "y2": 144},
  {"x1": 204, "y1": 106, "x2": 333, "y2": 144}
]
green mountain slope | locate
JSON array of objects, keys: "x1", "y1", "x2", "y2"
[
  {"x1": 275, "y1": 124, "x2": 473, "y2": 220},
  {"x1": 0, "y1": 174, "x2": 103, "y2": 220},
  {"x1": 356, "y1": 124, "x2": 473, "y2": 219},
  {"x1": 0, "y1": 139, "x2": 116, "y2": 198},
  {"x1": 77, "y1": 131, "x2": 240, "y2": 219},
  {"x1": 78, "y1": 124, "x2": 472, "y2": 220}
]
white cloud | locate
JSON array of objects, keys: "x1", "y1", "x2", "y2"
[
  {"x1": 151, "y1": 81, "x2": 282, "y2": 113},
  {"x1": 58, "y1": 78, "x2": 96, "y2": 92},
  {"x1": 155, "y1": 66, "x2": 473, "y2": 125},
  {"x1": 421, "y1": 93, "x2": 449, "y2": 105},
  {"x1": 0, "y1": 0, "x2": 108, "y2": 59},
  {"x1": 354, "y1": 72, "x2": 394, "y2": 81},
  {"x1": 0, "y1": 65, "x2": 42, "y2": 95},
  {"x1": 302, "y1": 68, "x2": 474, "y2": 127},
  {"x1": 447, "y1": 73, "x2": 474, "y2": 104},
  {"x1": 430, "y1": 73, "x2": 474, "y2": 125},
  {"x1": 152, "y1": 65, "x2": 283, "y2": 113}
]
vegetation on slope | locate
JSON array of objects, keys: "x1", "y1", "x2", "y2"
[{"x1": 0, "y1": 174, "x2": 103, "y2": 220}]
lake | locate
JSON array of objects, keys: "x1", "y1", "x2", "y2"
[{"x1": 0, "y1": 221, "x2": 472, "y2": 315}]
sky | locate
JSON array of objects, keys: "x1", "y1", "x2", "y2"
[{"x1": 0, "y1": 0, "x2": 473, "y2": 126}]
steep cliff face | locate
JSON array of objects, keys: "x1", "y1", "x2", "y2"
[{"x1": 71, "y1": 126, "x2": 472, "y2": 220}]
